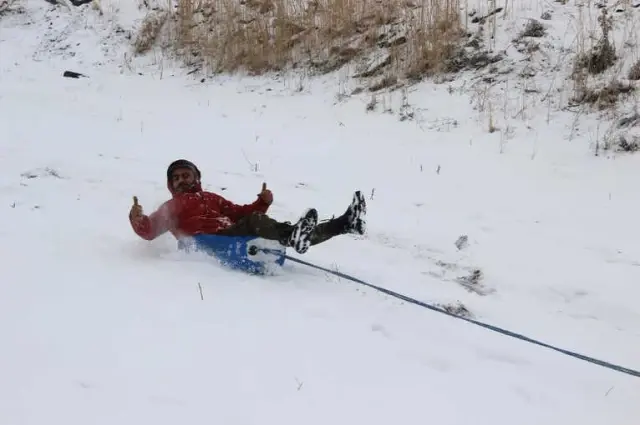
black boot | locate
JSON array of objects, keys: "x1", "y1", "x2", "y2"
[
  {"x1": 308, "y1": 191, "x2": 367, "y2": 246},
  {"x1": 343, "y1": 190, "x2": 366, "y2": 235},
  {"x1": 284, "y1": 208, "x2": 318, "y2": 254}
]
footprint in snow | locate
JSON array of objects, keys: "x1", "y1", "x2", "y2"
[
  {"x1": 475, "y1": 347, "x2": 531, "y2": 367},
  {"x1": 371, "y1": 323, "x2": 392, "y2": 339}
]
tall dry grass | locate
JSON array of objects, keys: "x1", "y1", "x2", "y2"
[
  {"x1": 156, "y1": 0, "x2": 464, "y2": 80},
  {"x1": 0, "y1": 0, "x2": 17, "y2": 15}
]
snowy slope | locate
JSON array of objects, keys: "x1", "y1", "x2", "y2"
[{"x1": 1, "y1": 1, "x2": 640, "y2": 424}]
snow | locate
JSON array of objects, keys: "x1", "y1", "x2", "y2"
[{"x1": 1, "y1": 0, "x2": 640, "y2": 424}]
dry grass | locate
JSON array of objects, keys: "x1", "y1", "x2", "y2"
[
  {"x1": 569, "y1": 4, "x2": 639, "y2": 112},
  {"x1": 517, "y1": 18, "x2": 546, "y2": 39},
  {"x1": 629, "y1": 59, "x2": 640, "y2": 80},
  {"x1": 572, "y1": 79, "x2": 636, "y2": 110},
  {"x1": 572, "y1": 7, "x2": 616, "y2": 78},
  {"x1": 133, "y1": 10, "x2": 169, "y2": 54},
  {"x1": 0, "y1": 0, "x2": 17, "y2": 15},
  {"x1": 148, "y1": 0, "x2": 464, "y2": 84}
]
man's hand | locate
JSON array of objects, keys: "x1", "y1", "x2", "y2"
[
  {"x1": 258, "y1": 182, "x2": 273, "y2": 205},
  {"x1": 130, "y1": 196, "x2": 145, "y2": 222}
]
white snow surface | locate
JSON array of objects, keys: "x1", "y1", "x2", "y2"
[{"x1": 1, "y1": 0, "x2": 640, "y2": 424}]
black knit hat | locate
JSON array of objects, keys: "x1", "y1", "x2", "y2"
[{"x1": 167, "y1": 159, "x2": 201, "y2": 182}]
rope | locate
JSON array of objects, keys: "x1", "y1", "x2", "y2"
[{"x1": 267, "y1": 250, "x2": 640, "y2": 379}]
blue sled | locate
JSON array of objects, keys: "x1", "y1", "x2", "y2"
[{"x1": 177, "y1": 234, "x2": 286, "y2": 274}]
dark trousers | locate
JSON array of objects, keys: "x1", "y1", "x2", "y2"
[{"x1": 216, "y1": 212, "x2": 347, "y2": 246}]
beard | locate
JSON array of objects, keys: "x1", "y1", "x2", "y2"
[{"x1": 174, "y1": 182, "x2": 198, "y2": 193}]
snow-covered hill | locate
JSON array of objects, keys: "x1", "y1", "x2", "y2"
[{"x1": 1, "y1": 0, "x2": 639, "y2": 424}]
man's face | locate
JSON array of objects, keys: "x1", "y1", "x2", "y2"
[{"x1": 171, "y1": 167, "x2": 198, "y2": 193}]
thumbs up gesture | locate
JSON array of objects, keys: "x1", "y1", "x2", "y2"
[
  {"x1": 258, "y1": 182, "x2": 273, "y2": 205},
  {"x1": 129, "y1": 196, "x2": 144, "y2": 222}
]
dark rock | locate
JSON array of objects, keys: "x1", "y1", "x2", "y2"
[{"x1": 63, "y1": 70, "x2": 88, "y2": 78}]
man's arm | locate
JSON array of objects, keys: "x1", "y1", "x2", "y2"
[
  {"x1": 130, "y1": 200, "x2": 175, "y2": 240},
  {"x1": 216, "y1": 195, "x2": 270, "y2": 222}
]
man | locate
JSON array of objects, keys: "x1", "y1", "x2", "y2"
[{"x1": 129, "y1": 159, "x2": 366, "y2": 254}]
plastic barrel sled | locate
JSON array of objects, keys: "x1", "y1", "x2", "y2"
[{"x1": 177, "y1": 234, "x2": 286, "y2": 274}]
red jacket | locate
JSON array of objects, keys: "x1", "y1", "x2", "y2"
[{"x1": 130, "y1": 189, "x2": 270, "y2": 240}]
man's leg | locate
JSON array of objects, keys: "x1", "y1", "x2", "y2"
[
  {"x1": 218, "y1": 210, "x2": 319, "y2": 254},
  {"x1": 309, "y1": 191, "x2": 366, "y2": 246},
  {"x1": 217, "y1": 212, "x2": 292, "y2": 245},
  {"x1": 220, "y1": 212, "x2": 349, "y2": 247},
  {"x1": 309, "y1": 215, "x2": 349, "y2": 245},
  {"x1": 216, "y1": 190, "x2": 365, "y2": 252}
]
